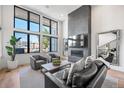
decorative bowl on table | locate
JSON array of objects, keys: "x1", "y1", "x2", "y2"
[{"x1": 52, "y1": 58, "x2": 61, "y2": 66}]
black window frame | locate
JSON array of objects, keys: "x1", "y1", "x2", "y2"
[
  {"x1": 14, "y1": 6, "x2": 40, "y2": 32},
  {"x1": 29, "y1": 34, "x2": 40, "y2": 53},
  {"x1": 43, "y1": 17, "x2": 58, "y2": 52},
  {"x1": 14, "y1": 31, "x2": 40, "y2": 54},
  {"x1": 42, "y1": 36, "x2": 58, "y2": 52},
  {"x1": 50, "y1": 37, "x2": 58, "y2": 52},
  {"x1": 43, "y1": 16, "x2": 58, "y2": 35}
]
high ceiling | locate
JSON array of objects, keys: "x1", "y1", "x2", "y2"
[{"x1": 24, "y1": 5, "x2": 82, "y2": 21}]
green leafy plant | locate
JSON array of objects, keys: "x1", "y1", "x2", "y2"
[
  {"x1": 5, "y1": 36, "x2": 21, "y2": 61},
  {"x1": 43, "y1": 37, "x2": 49, "y2": 48},
  {"x1": 42, "y1": 28, "x2": 49, "y2": 50},
  {"x1": 52, "y1": 58, "x2": 61, "y2": 66}
]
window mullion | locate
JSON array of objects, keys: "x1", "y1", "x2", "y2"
[
  {"x1": 28, "y1": 11, "x2": 30, "y2": 31},
  {"x1": 27, "y1": 34, "x2": 30, "y2": 53}
]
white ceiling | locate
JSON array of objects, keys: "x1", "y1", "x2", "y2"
[{"x1": 24, "y1": 5, "x2": 82, "y2": 21}]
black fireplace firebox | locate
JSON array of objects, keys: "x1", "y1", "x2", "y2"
[{"x1": 71, "y1": 50, "x2": 83, "y2": 57}]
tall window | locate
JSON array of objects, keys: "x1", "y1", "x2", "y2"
[
  {"x1": 14, "y1": 6, "x2": 40, "y2": 54},
  {"x1": 42, "y1": 17, "x2": 58, "y2": 52},
  {"x1": 51, "y1": 37, "x2": 58, "y2": 51},
  {"x1": 30, "y1": 34, "x2": 40, "y2": 53}
]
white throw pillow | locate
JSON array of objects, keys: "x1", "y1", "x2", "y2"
[{"x1": 66, "y1": 57, "x2": 85, "y2": 86}]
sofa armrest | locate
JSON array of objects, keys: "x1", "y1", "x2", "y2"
[
  {"x1": 45, "y1": 72, "x2": 69, "y2": 88},
  {"x1": 87, "y1": 65, "x2": 107, "y2": 88},
  {"x1": 30, "y1": 56, "x2": 36, "y2": 61}
]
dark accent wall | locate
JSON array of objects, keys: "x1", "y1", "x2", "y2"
[{"x1": 68, "y1": 5, "x2": 91, "y2": 57}]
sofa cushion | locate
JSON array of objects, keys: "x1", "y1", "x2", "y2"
[
  {"x1": 66, "y1": 57, "x2": 85, "y2": 86},
  {"x1": 36, "y1": 60, "x2": 46, "y2": 64},
  {"x1": 72, "y1": 63, "x2": 98, "y2": 88},
  {"x1": 33, "y1": 55, "x2": 40, "y2": 60}
]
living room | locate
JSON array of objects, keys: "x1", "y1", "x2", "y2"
[{"x1": 0, "y1": 4, "x2": 124, "y2": 88}]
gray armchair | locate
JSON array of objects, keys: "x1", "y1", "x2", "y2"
[
  {"x1": 49, "y1": 54, "x2": 60, "y2": 62},
  {"x1": 30, "y1": 55, "x2": 48, "y2": 70}
]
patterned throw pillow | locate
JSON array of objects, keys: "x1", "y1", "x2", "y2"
[
  {"x1": 62, "y1": 68, "x2": 70, "y2": 80},
  {"x1": 66, "y1": 57, "x2": 85, "y2": 86},
  {"x1": 84, "y1": 56, "x2": 95, "y2": 68}
]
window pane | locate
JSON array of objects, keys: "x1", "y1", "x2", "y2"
[
  {"x1": 30, "y1": 13, "x2": 40, "y2": 23},
  {"x1": 30, "y1": 13, "x2": 40, "y2": 32},
  {"x1": 30, "y1": 22, "x2": 40, "y2": 32},
  {"x1": 42, "y1": 36, "x2": 50, "y2": 52},
  {"x1": 15, "y1": 18, "x2": 28, "y2": 30},
  {"x1": 42, "y1": 26, "x2": 50, "y2": 34},
  {"x1": 51, "y1": 28, "x2": 57, "y2": 35},
  {"x1": 51, "y1": 21, "x2": 57, "y2": 28},
  {"x1": 30, "y1": 35, "x2": 40, "y2": 53},
  {"x1": 51, "y1": 38, "x2": 58, "y2": 52},
  {"x1": 51, "y1": 21, "x2": 57, "y2": 35},
  {"x1": 43, "y1": 17, "x2": 50, "y2": 26},
  {"x1": 15, "y1": 32, "x2": 28, "y2": 54},
  {"x1": 15, "y1": 7, "x2": 28, "y2": 20}
]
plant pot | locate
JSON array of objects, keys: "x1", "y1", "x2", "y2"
[{"x1": 7, "y1": 60, "x2": 18, "y2": 69}]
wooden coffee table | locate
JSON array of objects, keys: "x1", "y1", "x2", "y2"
[{"x1": 41, "y1": 60, "x2": 71, "y2": 73}]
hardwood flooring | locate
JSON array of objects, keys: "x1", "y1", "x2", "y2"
[
  {"x1": 0, "y1": 65, "x2": 124, "y2": 88},
  {"x1": 0, "y1": 65, "x2": 27, "y2": 88},
  {"x1": 107, "y1": 69, "x2": 124, "y2": 88}
]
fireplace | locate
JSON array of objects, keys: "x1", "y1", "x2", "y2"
[{"x1": 71, "y1": 50, "x2": 83, "y2": 57}]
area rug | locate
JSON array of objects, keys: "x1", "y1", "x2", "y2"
[{"x1": 19, "y1": 66, "x2": 44, "y2": 88}]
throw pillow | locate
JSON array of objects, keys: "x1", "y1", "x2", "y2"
[
  {"x1": 84, "y1": 56, "x2": 95, "y2": 68},
  {"x1": 62, "y1": 68, "x2": 70, "y2": 80},
  {"x1": 66, "y1": 57, "x2": 85, "y2": 86}
]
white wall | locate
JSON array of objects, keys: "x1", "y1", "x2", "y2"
[
  {"x1": 63, "y1": 17, "x2": 68, "y2": 39},
  {"x1": 0, "y1": 6, "x2": 2, "y2": 69},
  {"x1": 58, "y1": 21, "x2": 64, "y2": 57},
  {"x1": 1, "y1": 5, "x2": 14, "y2": 68},
  {"x1": 0, "y1": 5, "x2": 64, "y2": 69},
  {"x1": 91, "y1": 5, "x2": 124, "y2": 67}
]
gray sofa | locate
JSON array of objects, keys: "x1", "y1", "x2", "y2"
[
  {"x1": 30, "y1": 55, "x2": 49, "y2": 70},
  {"x1": 44, "y1": 60, "x2": 108, "y2": 88}
]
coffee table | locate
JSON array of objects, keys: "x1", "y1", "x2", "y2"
[{"x1": 41, "y1": 60, "x2": 71, "y2": 73}]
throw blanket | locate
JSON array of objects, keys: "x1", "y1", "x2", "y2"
[
  {"x1": 85, "y1": 56, "x2": 110, "y2": 68},
  {"x1": 95, "y1": 57, "x2": 110, "y2": 68}
]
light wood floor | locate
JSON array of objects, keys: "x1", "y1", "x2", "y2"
[
  {"x1": 0, "y1": 65, "x2": 27, "y2": 88},
  {"x1": 0, "y1": 65, "x2": 124, "y2": 88},
  {"x1": 107, "y1": 69, "x2": 124, "y2": 88}
]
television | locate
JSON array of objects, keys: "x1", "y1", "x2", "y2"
[{"x1": 68, "y1": 34, "x2": 88, "y2": 48}]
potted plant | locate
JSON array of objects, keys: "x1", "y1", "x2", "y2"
[
  {"x1": 52, "y1": 58, "x2": 61, "y2": 66},
  {"x1": 5, "y1": 36, "x2": 21, "y2": 69}
]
